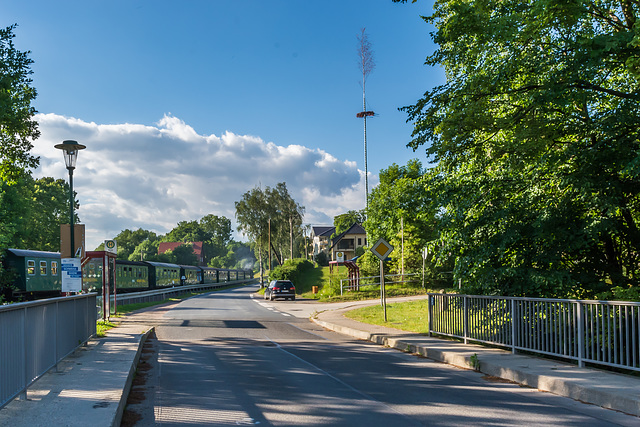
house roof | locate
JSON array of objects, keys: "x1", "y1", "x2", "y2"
[
  {"x1": 312, "y1": 226, "x2": 335, "y2": 238},
  {"x1": 329, "y1": 223, "x2": 366, "y2": 250},
  {"x1": 158, "y1": 241, "x2": 203, "y2": 256}
]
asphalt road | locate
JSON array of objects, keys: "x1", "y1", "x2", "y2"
[{"x1": 121, "y1": 285, "x2": 638, "y2": 426}]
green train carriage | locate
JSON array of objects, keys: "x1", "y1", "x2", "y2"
[{"x1": 4, "y1": 249, "x2": 62, "y2": 297}]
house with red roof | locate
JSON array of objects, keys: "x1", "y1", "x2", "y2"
[{"x1": 158, "y1": 241, "x2": 205, "y2": 265}]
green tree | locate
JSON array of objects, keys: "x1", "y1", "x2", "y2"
[
  {"x1": 164, "y1": 220, "x2": 206, "y2": 243},
  {"x1": 0, "y1": 174, "x2": 73, "y2": 251},
  {"x1": 113, "y1": 228, "x2": 158, "y2": 260},
  {"x1": 398, "y1": 0, "x2": 640, "y2": 297},
  {"x1": 332, "y1": 210, "x2": 366, "y2": 239},
  {"x1": 128, "y1": 238, "x2": 160, "y2": 262},
  {"x1": 236, "y1": 186, "x2": 270, "y2": 277},
  {"x1": 199, "y1": 214, "x2": 232, "y2": 264},
  {"x1": 0, "y1": 24, "x2": 40, "y2": 184},
  {"x1": 170, "y1": 243, "x2": 198, "y2": 266},
  {"x1": 364, "y1": 160, "x2": 438, "y2": 276},
  {"x1": 235, "y1": 182, "x2": 305, "y2": 278}
]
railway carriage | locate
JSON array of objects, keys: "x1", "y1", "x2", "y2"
[
  {"x1": 4, "y1": 249, "x2": 61, "y2": 297},
  {"x1": 180, "y1": 265, "x2": 200, "y2": 285},
  {"x1": 115, "y1": 260, "x2": 150, "y2": 291},
  {"x1": 143, "y1": 261, "x2": 181, "y2": 288},
  {"x1": 3, "y1": 248, "x2": 253, "y2": 299}
]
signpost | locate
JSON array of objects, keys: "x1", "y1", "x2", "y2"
[
  {"x1": 371, "y1": 238, "x2": 394, "y2": 322},
  {"x1": 422, "y1": 247, "x2": 428, "y2": 289}
]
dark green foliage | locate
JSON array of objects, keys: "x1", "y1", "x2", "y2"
[
  {"x1": 332, "y1": 210, "x2": 365, "y2": 239},
  {"x1": 314, "y1": 251, "x2": 329, "y2": 267},
  {"x1": 364, "y1": 160, "x2": 440, "y2": 277},
  {"x1": 0, "y1": 24, "x2": 40, "y2": 184},
  {"x1": 399, "y1": 0, "x2": 640, "y2": 297},
  {"x1": 235, "y1": 182, "x2": 305, "y2": 272},
  {"x1": 269, "y1": 258, "x2": 314, "y2": 286}
]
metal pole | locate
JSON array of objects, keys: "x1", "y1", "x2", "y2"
[
  {"x1": 268, "y1": 218, "x2": 271, "y2": 271},
  {"x1": 69, "y1": 167, "x2": 74, "y2": 258},
  {"x1": 381, "y1": 261, "x2": 387, "y2": 322}
]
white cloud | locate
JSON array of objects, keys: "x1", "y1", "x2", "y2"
[{"x1": 32, "y1": 113, "x2": 372, "y2": 251}]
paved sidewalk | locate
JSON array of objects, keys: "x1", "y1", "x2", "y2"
[
  {"x1": 312, "y1": 303, "x2": 640, "y2": 418},
  {"x1": 0, "y1": 311, "x2": 157, "y2": 427}
]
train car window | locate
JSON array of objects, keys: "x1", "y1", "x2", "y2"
[
  {"x1": 40, "y1": 261, "x2": 47, "y2": 276},
  {"x1": 51, "y1": 261, "x2": 58, "y2": 275},
  {"x1": 27, "y1": 260, "x2": 36, "y2": 275}
]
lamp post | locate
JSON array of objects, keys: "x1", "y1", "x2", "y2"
[{"x1": 54, "y1": 140, "x2": 86, "y2": 258}]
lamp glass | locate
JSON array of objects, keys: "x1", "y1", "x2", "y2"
[{"x1": 64, "y1": 149, "x2": 77, "y2": 169}]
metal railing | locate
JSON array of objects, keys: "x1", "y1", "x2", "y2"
[
  {"x1": 428, "y1": 293, "x2": 640, "y2": 372},
  {"x1": 0, "y1": 294, "x2": 97, "y2": 409},
  {"x1": 97, "y1": 278, "x2": 258, "y2": 317},
  {"x1": 340, "y1": 273, "x2": 420, "y2": 295}
]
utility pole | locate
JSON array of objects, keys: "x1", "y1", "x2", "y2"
[{"x1": 357, "y1": 28, "x2": 375, "y2": 212}]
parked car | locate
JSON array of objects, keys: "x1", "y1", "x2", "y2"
[{"x1": 264, "y1": 280, "x2": 296, "y2": 301}]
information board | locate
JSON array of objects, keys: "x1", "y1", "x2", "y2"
[{"x1": 61, "y1": 258, "x2": 82, "y2": 293}]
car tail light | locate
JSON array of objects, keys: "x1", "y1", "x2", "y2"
[{"x1": 273, "y1": 287, "x2": 280, "y2": 291}]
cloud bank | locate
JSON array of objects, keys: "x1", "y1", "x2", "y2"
[{"x1": 32, "y1": 113, "x2": 371, "y2": 251}]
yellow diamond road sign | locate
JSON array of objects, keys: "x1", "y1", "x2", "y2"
[{"x1": 371, "y1": 238, "x2": 394, "y2": 261}]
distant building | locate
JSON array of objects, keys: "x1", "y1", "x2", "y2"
[
  {"x1": 311, "y1": 224, "x2": 367, "y2": 261},
  {"x1": 158, "y1": 241, "x2": 205, "y2": 265},
  {"x1": 311, "y1": 226, "x2": 335, "y2": 257},
  {"x1": 328, "y1": 223, "x2": 367, "y2": 261}
]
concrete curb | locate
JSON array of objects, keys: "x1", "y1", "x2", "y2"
[
  {"x1": 311, "y1": 315, "x2": 640, "y2": 417},
  {"x1": 112, "y1": 327, "x2": 155, "y2": 427}
]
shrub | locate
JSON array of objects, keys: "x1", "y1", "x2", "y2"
[
  {"x1": 314, "y1": 251, "x2": 329, "y2": 266},
  {"x1": 269, "y1": 258, "x2": 314, "y2": 286}
]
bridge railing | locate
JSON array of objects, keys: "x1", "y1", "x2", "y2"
[
  {"x1": 0, "y1": 294, "x2": 97, "y2": 409},
  {"x1": 97, "y1": 278, "x2": 258, "y2": 317},
  {"x1": 428, "y1": 293, "x2": 640, "y2": 372}
]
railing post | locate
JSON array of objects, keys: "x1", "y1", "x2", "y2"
[
  {"x1": 464, "y1": 296, "x2": 469, "y2": 344},
  {"x1": 427, "y1": 294, "x2": 433, "y2": 337},
  {"x1": 20, "y1": 306, "x2": 27, "y2": 401},
  {"x1": 511, "y1": 298, "x2": 516, "y2": 354},
  {"x1": 577, "y1": 301, "x2": 584, "y2": 368}
]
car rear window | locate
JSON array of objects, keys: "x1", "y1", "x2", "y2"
[{"x1": 276, "y1": 281, "x2": 293, "y2": 288}]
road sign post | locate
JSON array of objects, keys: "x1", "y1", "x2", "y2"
[{"x1": 371, "y1": 238, "x2": 394, "y2": 322}]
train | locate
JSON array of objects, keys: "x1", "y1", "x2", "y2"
[{"x1": 3, "y1": 248, "x2": 254, "y2": 299}]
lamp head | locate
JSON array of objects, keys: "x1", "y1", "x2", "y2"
[{"x1": 54, "y1": 140, "x2": 86, "y2": 170}]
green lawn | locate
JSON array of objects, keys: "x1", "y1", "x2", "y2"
[{"x1": 343, "y1": 299, "x2": 430, "y2": 334}]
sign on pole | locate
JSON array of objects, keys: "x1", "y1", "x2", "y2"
[
  {"x1": 104, "y1": 239, "x2": 117, "y2": 254},
  {"x1": 61, "y1": 258, "x2": 82, "y2": 293},
  {"x1": 336, "y1": 251, "x2": 345, "y2": 263},
  {"x1": 371, "y1": 238, "x2": 394, "y2": 261}
]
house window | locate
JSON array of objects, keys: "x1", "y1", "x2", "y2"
[{"x1": 358, "y1": 238, "x2": 362, "y2": 246}]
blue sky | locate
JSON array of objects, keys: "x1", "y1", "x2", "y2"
[{"x1": 4, "y1": 1, "x2": 442, "y2": 250}]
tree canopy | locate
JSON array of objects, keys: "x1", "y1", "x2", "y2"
[
  {"x1": 332, "y1": 210, "x2": 366, "y2": 239},
  {"x1": 235, "y1": 182, "x2": 305, "y2": 271},
  {"x1": 398, "y1": 0, "x2": 640, "y2": 297},
  {"x1": 0, "y1": 24, "x2": 39, "y2": 184}
]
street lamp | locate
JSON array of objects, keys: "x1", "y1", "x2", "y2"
[{"x1": 54, "y1": 140, "x2": 86, "y2": 258}]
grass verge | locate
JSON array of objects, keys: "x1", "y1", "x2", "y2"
[
  {"x1": 96, "y1": 320, "x2": 117, "y2": 337},
  {"x1": 343, "y1": 299, "x2": 430, "y2": 334}
]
